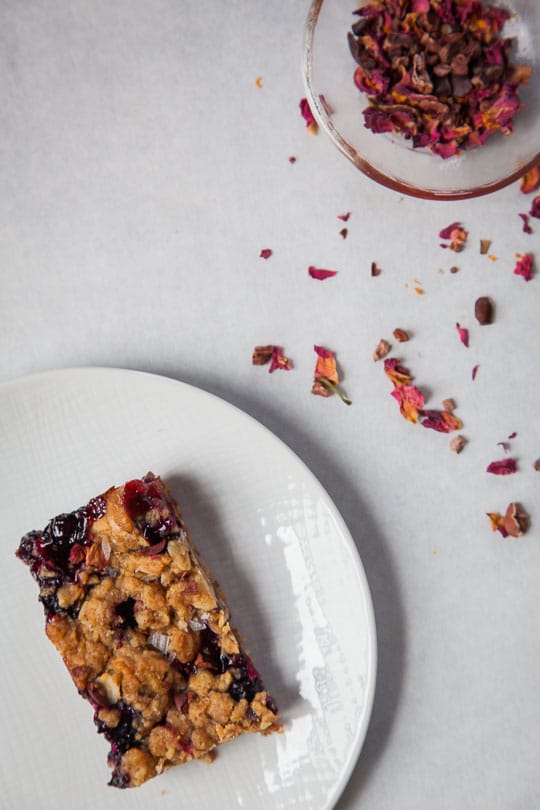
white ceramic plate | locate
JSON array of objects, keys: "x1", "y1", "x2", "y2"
[{"x1": 0, "y1": 367, "x2": 376, "y2": 810}]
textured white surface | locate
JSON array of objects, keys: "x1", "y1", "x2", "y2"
[
  {"x1": 0, "y1": 368, "x2": 376, "y2": 809},
  {"x1": 1, "y1": 1, "x2": 540, "y2": 808}
]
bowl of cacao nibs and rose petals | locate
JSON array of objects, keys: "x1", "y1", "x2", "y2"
[{"x1": 303, "y1": 0, "x2": 540, "y2": 199}]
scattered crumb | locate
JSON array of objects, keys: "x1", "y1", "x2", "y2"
[
  {"x1": 480, "y1": 239, "x2": 491, "y2": 255},
  {"x1": 373, "y1": 338, "x2": 392, "y2": 362},
  {"x1": 450, "y1": 435, "x2": 466, "y2": 454},
  {"x1": 255, "y1": 76, "x2": 263, "y2": 89},
  {"x1": 392, "y1": 328, "x2": 410, "y2": 343}
]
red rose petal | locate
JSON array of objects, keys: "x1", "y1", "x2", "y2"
[
  {"x1": 439, "y1": 222, "x2": 462, "y2": 240},
  {"x1": 486, "y1": 458, "x2": 518, "y2": 475},
  {"x1": 260, "y1": 249, "x2": 273, "y2": 259},
  {"x1": 519, "y1": 213, "x2": 533, "y2": 234},
  {"x1": 530, "y1": 196, "x2": 540, "y2": 218},
  {"x1": 514, "y1": 253, "x2": 534, "y2": 281},
  {"x1": 456, "y1": 323, "x2": 469, "y2": 347},
  {"x1": 269, "y1": 346, "x2": 291, "y2": 373},
  {"x1": 299, "y1": 98, "x2": 317, "y2": 133},
  {"x1": 308, "y1": 266, "x2": 337, "y2": 280}
]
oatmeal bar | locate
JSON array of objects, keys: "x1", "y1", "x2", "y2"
[{"x1": 16, "y1": 474, "x2": 281, "y2": 788}]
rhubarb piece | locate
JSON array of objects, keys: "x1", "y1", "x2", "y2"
[{"x1": 16, "y1": 474, "x2": 281, "y2": 788}]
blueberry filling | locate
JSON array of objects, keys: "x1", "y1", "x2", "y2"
[
  {"x1": 16, "y1": 496, "x2": 107, "y2": 618},
  {"x1": 94, "y1": 700, "x2": 139, "y2": 754},
  {"x1": 228, "y1": 654, "x2": 264, "y2": 703},
  {"x1": 196, "y1": 629, "x2": 267, "y2": 704},
  {"x1": 108, "y1": 768, "x2": 130, "y2": 789},
  {"x1": 122, "y1": 476, "x2": 180, "y2": 547},
  {"x1": 199, "y1": 627, "x2": 233, "y2": 674}
]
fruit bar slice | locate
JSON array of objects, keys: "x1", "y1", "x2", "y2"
[{"x1": 16, "y1": 473, "x2": 281, "y2": 788}]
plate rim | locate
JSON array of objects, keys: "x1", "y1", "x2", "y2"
[{"x1": 1, "y1": 365, "x2": 377, "y2": 810}]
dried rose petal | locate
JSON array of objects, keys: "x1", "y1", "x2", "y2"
[
  {"x1": 308, "y1": 266, "x2": 337, "y2": 280},
  {"x1": 313, "y1": 345, "x2": 338, "y2": 384},
  {"x1": 255, "y1": 76, "x2": 263, "y2": 89},
  {"x1": 514, "y1": 253, "x2": 534, "y2": 281},
  {"x1": 487, "y1": 512, "x2": 509, "y2": 538},
  {"x1": 440, "y1": 223, "x2": 468, "y2": 252},
  {"x1": 252, "y1": 345, "x2": 291, "y2": 372},
  {"x1": 503, "y1": 502, "x2": 529, "y2": 537},
  {"x1": 486, "y1": 458, "x2": 517, "y2": 475},
  {"x1": 456, "y1": 323, "x2": 469, "y2": 347},
  {"x1": 508, "y1": 432, "x2": 517, "y2": 440},
  {"x1": 371, "y1": 261, "x2": 382, "y2": 277},
  {"x1": 312, "y1": 346, "x2": 351, "y2": 403},
  {"x1": 450, "y1": 266, "x2": 460, "y2": 274},
  {"x1": 497, "y1": 442, "x2": 510, "y2": 454},
  {"x1": 442, "y1": 398, "x2": 456, "y2": 412},
  {"x1": 339, "y1": 228, "x2": 348, "y2": 239},
  {"x1": 520, "y1": 164, "x2": 540, "y2": 194},
  {"x1": 299, "y1": 98, "x2": 317, "y2": 134},
  {"x1": 480, "y1": 239, "x2": 492, "y2": 255},
  {"x1": 269, "y1": 347, "x2": 291, "y2": 373},
  {"x1": 373, "y1": 338, "x2": 392, "y2": 362},
  {"x1": 530, "y1": 196, "x2": 540, "y2": 219},
  {"x1": 288, "y1": 156, "x2": 297, "y2": 164},
  {"x1": 383, "y1": 358, "x2": 412, "y2": 387},
  {"x1": 472, "y1": 364, "x2": 479, "y2": 380},
  {"x1": 533, "y1": 459, "x2": 540, "y2": 471},
  {"x1": 349, "y1": 1, "x2": 528, "y2": 159},
  {"x1": 450, "y1": 435, "x2": 466, "y2": 454},
  {"x1": 260, "y1": 249, "x2": 272, "y2": 259},
  {"x1": 439, "y1": 222, "x2": 462, "y2": 240},
  {"x1": 391, "y1": 384, "x2": 424, "y2": 423},
  {"x1": 420, "y1": 409, "x2": 462, "y2": 433},
  {"x1": 337, "y1": 212, "x2": 351, "y2": 222},
  {"x1": 519, "y1": 213, "x2": 533, "y2": 234},
  {"x1": 392, "y1": 328, "x2": 410, "y2": 343},
  {"x1": 311, "y1": 378, "x2": 331, "y2": 398}
]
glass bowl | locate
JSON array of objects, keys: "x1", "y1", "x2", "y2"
[{"x1": 302, "y1": 0, "x2": 540, "y2": 200}]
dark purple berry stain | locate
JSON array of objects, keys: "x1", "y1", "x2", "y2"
[
  {"x1": 15, "y1": 496, "x2": 107, "y2": 618},
  {"x1": 199, "y1": 627, "x2": 232, "y2": 674},
  {"x1": 195, "y1": 629, "x2": 269, "y2": 705},
  {"x1": 122, "y1": 475, "x2": 180, "y2": 546},
  {"x1": 95, "y1": 700, "x2": 140, "y2": 789},
  {"x1": 94, "y1": 700, "x2": 139, "y2": 753},
  {"x1": 228, "y1": 654, "x2": 264, "y2": 703}
]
